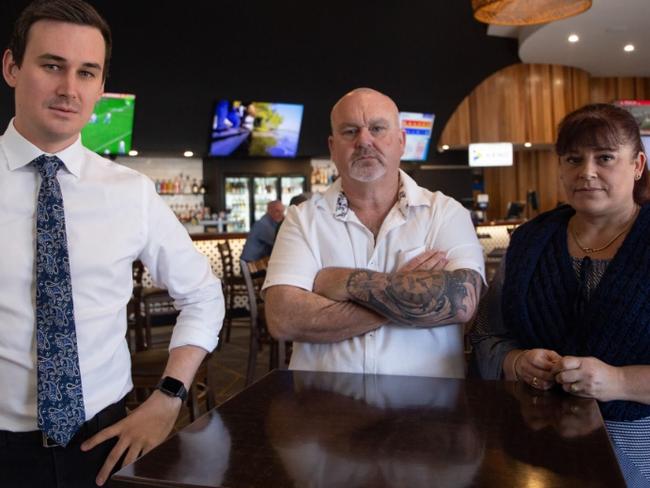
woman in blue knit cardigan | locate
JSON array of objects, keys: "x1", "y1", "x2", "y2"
[{"x1": 472, "y1": 103, "x2": 650, "y2": 486}]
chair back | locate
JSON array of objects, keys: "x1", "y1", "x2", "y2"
[
  {"x1": 240, "y1": 256, "x2": 270, "y2": 333},
  {"x1": 240, "y1": 256, "x2": 287, "y2": 384},
  {"x1": 217, "y1": 240, "x2": 237, "y2": 280}
]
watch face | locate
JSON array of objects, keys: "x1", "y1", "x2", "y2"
[
  {"x1": 158, "y1": 376, "x2": 187, "y2": 400},
  {"x1": 160, "y1": 377, "x2": 183, "y2": 393}
]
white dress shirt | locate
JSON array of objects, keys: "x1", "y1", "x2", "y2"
[
  {"x1": 0, "y1": 121, "x2": 224, "y2": 432},
  {"x1": 264, "y1": 170, "x2": 485, "y2": 378}
]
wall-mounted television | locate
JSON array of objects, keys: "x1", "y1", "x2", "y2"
[
  {"x1": 209, "y1": 100, "x2": 303, "y2": 158},
  {"x1": 81, "y1": 93, "x2": 135, "y2": 155},
  {"x1": 642, "y1": 135, "x2": 650, "y2": 154},
  {"x1": 616, "y1": 100, "x2": 650, "y2": 135},
  {"x1": 468, "y1": 142, "x2": 513, "y2": 167},
  {"x1": 399, "y1": 112, "x2": 435, "y2": 161}
]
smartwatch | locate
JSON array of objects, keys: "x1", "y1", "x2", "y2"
[{"x1": 155, "y1": 376, "x2": 188, "y2": 402}]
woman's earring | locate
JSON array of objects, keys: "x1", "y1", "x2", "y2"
[{"x1": 635, "y1": 173, "x2": 642, "y2": 180}]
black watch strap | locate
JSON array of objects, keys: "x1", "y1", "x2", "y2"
[{"x1": 156, "y1": 376, "x2": 188, "y2": 402}]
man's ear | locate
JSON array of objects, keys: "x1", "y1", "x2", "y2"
[{"x1": 2, "y1": 49, "x2": 19, "y2": 88}]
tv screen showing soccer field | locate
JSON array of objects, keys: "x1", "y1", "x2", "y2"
[
  {"x1": 399, "y1": 112, "x2": 435, "y2": 161},
  {"x1": 81, "y1": 93, "x2": 135, "y2": 155},
  {"x1": 208, "y1": 100, "x2": 303, "y2": 158}
]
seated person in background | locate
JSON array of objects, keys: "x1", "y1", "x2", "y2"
[
  {"x1": 241, "y1": 200, "x2": 285, "y2": 261},
  {"x1": 263, "y1": 87, "x2": 485, "y2": 378},
  {"x1": 471, "y1": 103, "x2": 650, "y2": 487}
]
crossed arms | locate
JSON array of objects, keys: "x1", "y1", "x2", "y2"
[{"x1": 265, "y1": 250, "x2": 483, "y2": 343}]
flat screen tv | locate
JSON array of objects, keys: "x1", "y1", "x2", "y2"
[
  {"x1": 642, "y1": 135, "x2": 650, "y2": 154},
  {"x1": 616, "y1": 100, "x2": 650, "y2": 135},
  {"x1": 468, "y1": 142, "x2": 513, "y2": 167},
  {"x1": 209, "y1": 100, "x2": 303, "y2": 158},
  {"x1": 399, "y1": 112, "x2": 435, "y2": 161},
  {"x1": 81, "y1": 93, "x2": 135, "y2": 155}
]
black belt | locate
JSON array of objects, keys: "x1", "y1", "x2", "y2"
[{"x1": 0, "y1": 398, "x2": 126, "y2": 448}]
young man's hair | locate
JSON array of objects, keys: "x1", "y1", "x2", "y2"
[{"x1": 8, "y1": 0, "x2": 112, "y2": 80}]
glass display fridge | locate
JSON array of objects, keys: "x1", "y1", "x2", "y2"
[
  {"x1": 281, "y1": 176, "x2": 305, "y2": 207},
  {"x1": 224, "y1": 174, "x2": 305, "y2": 231},
  {"x1": 253, "y1": 177, "x2": 279, "y2": 222},
  {"x1": 224, "y1": 176, "x2": 251, "y2": 232}
]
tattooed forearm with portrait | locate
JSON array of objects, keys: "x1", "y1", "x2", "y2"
[{"x1": 346, "y1": 268, "x2": 483, "y2": 327}]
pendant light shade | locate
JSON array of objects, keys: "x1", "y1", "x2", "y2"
[{"x1": 472, "y1": 0, "x2": 592, "y2": 26}]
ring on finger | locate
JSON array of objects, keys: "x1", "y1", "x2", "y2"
[
  {"x1": 531, "y1": 376, "x2": 539, "y2": 387},
  {"x1": 570, "y1": 383, "x2": 579, "y2": 393}
]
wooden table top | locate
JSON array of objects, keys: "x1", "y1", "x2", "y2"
[{"x1": 110, "y1": 370, "x2": 625, "y2": 487}]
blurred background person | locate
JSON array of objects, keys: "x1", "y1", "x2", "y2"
[{"x1": 241, "y1": 200, "x2": 285, "y2": 262}]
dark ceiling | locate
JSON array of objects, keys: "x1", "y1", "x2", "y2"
[{"x1": 0, "y1": 1, "x2": 519, "y2": 159}]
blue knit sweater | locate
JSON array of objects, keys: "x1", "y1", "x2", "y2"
[{"x1": 503, "y1": 204, "x2": 650, "y2": 421}]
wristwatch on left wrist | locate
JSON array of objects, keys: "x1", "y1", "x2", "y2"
[{"x1": 155, "y1": 376, "x2": 188, "y2": 402}]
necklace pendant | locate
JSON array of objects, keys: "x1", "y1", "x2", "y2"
[{"x1": 583, "y1": 247, "x2": 594, "y2": 254}]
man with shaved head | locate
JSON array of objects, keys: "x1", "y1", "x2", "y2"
[{"x1": 264, "y1": 88, "x2": 485, "y2": 378}]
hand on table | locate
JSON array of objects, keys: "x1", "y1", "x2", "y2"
[
  {"x1": 515, "y1": 348, "x2": 562, "y2": 391},
  {"x1": 552, "y1": 356, "x2": 623, "y2": 402},
  {"x1": 81, "y1": 390, "x2": 182, "y2": 486}
]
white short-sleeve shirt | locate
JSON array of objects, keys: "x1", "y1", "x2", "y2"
[{"x1": 263, "y1": 170, "x2": 485, "y2": 378}]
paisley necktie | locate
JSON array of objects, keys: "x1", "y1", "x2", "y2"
[{"x1": 34, "y1": 155, "x2": 85, "y2": 447}]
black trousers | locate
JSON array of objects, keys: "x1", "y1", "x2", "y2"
[{"x1": 0, "y1": 399, "x2": 127, "y2": 488}]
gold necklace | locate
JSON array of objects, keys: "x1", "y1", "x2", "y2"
[{"x1": 570, "y1": 207, "x2": 639, "y2": 254}]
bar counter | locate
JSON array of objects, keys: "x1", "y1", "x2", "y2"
[{"x1": 111, "y1": 370, "x2": 624, "y2": 487}]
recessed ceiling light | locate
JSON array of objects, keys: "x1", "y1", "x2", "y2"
[
  {"x1": 128, "y1": 150, "x2": 138, "y2": 156},
  {"x1": 524, "y1": 142, "x2": 532, "y2": 148},
  {"x1": 624, "y1": 44, "x2": 635, "y2": 52},
  {"x1": 568, "y1": 34, "x2": 579, "y2": 43},
  {"x1": 183, "y1": 150, "x2": 194, "y2": 158},
  {"x1": 441, "y1": 144, "x2": 450, "y2": 151}
]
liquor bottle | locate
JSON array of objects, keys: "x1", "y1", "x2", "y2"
[{"x1": 191, "y1": 178, "x2": 199, "y2": 194}]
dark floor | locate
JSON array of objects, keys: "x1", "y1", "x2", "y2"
[
  {"x1": 144, "y1": 317, "x2": 271, "y2": 429},
  {"x1": 208, "y1": 317, "x2": 273, "y2": 406}
]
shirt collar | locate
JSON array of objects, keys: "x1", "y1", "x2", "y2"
[
  {"x1": 2, "y1": 119, "x2": 84, "y2": 178},
  {"x1": 319, "y1": 169, "x2": 431, "y2": 221}
]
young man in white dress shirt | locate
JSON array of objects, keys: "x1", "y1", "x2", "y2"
[
  {"x1": 0, "y1": 1, "x2": 223, "y2": 486},
  {"x1": 264, "y1": 88, "x2": 484, "y2": 378}
]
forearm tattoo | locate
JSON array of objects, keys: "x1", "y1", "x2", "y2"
[{"x1": 346, "y1": 268, "x2": 482, "y2": 327}]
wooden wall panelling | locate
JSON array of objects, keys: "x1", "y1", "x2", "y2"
[
  {"x1": 590, "y1": 77, "x2": 650, "y2": 103},
  {"x1": 484, "y1": 149, "x2": 564, "y2": 220},
  {"x1": 439, "y1": 97, "x2": 471, "y2": 148}
]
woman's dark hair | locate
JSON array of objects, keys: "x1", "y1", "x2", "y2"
[
  {"x1": 556, "y1": 103, "x2": 650, "y2": 205},
  {"x1": 8, "y1": 0, "x2": 112, "y2": 81}
]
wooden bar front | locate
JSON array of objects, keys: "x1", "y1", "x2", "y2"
[{"x1": 111, "y1": 370, "x2": 625, "y2": 487}]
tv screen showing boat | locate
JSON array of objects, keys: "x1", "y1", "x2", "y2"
[{"x1": 209, "y1": 100, "x2": 304, "y2": 158}]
